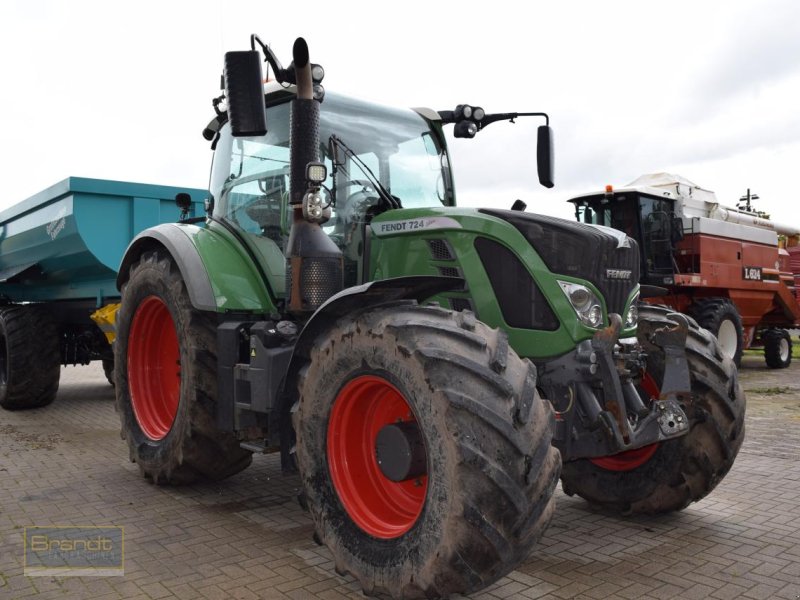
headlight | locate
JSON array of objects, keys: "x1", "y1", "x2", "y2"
[
  {"x1": 558, "y1": 281, "x2": 604, "y2": 328},
  {"x1": 625, "y1": 293, "x2": 640, "y2": 328}
]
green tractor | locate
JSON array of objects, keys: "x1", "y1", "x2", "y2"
[{"x1": 114, "y1": 37, "x2": 745, "y2": 598}]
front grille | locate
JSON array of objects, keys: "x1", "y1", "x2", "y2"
[
  {"x1": 475, "y1": 237, "x2": 559, "y2": 330},
  {"x1": 481, "y1": 209, "x2": 638, "y2": 315}
]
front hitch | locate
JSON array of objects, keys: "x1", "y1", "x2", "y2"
[{"x1": 542, "y1": 312, "x2": 692, "y2": 461}]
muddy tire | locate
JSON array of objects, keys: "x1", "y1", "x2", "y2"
[
  {"x1": 0, "y1": 305, "x2": 61, "y2": 410},
  {"x1": 294, "y1": 303, "x2": 560, "y2": 599},
  {"x1": 560, "y1": 304, "x2": 745, "y2": 514},
  {"x1": 115, "y1": 250, "x2": 252, "y2": 484},
  {"x1": 691, "y1": 298, "x2": 743, "y2": 366},
  {"x1": 763, "y1": 329, "x2": 792, "y2": 369}
]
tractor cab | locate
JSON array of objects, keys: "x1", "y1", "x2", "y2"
[
  {"x1": 570, "y1": 188, "x2": 682, "y2": 286},
  {"x1": 208, "y1": 85, "x2": 455, "y2": 287}
]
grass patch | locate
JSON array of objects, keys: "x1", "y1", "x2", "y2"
[
  {"x1": 742, "y1": 339, "x2": 800, "y2": 359},
  {"x1": 745, "y1": 386, "x2": 792, "y2": 395}
]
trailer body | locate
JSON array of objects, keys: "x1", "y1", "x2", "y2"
[{"x1": 0, "y1": 176, "x2": 205, "y2": 366}]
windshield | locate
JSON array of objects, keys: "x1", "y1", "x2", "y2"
[{"x1": 209, "y1": 92, "x2": 453, "y2": 247}]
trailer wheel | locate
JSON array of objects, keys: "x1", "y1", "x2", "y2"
[
  {"x1": 560, "y1": 304, "x2": 745, "y2": 514},
  {"x1": 102, "y1": 359, "x2": 115, "y2": 386},
  {"x1": 294, "y1": 303, "x2": 560, "y2": 599},
  {"x1": 0, "y1": 305, "x2": 61, "y2": 410},
  {"x1": 115, "y1": 250, "x2": 252, "y2": 484},
  {"x1": 691, "y1": 298, "x2": 743, "y2": 366},
  {"x1": 763, "y1": 329, "x2": 792, "y2": 369}
]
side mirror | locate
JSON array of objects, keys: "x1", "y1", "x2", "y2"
[
  {"x1": 175, "y1": 192, "x2": 192, "y2": 221},
  {"x1": 175, "y1": 193, "x2": 192, "y2": 211},
  {"x1": 224, "y1": 51, "x2": 267, "y2": 137},
  {"x1": 537, "y1": 125, "x2": 554, "y2": 188}
]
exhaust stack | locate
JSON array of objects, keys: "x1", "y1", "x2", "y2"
[{"x1": 285, "y1": 38, "x2": 343, "y2": 314}]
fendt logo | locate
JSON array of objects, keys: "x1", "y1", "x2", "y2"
[{"x1": 605, "y1": 269, "x2": 632, "y2": 280}]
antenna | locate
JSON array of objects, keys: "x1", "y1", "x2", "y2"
[{"x1": 737, "y1": 188, "x2": 759, "y2": 212}]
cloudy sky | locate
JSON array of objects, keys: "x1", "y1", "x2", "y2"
[{"x1": 2, "y1": 0, "x2": 798, "y2": 224}]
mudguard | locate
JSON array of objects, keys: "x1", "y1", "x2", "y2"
[
  {"x1": 117, "y1": 223, "x2": 276, "y2": 313},
  {"x1": 293, "y1": 275, "x2": 465, "y2": 359},
  {"x1": 275, "y1": 275, "x2": 464, "y2": 469}
]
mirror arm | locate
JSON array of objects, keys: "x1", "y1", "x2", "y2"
[
  {"x1": 251, "y1": 34, "x2": 293, "y2": 83},
  {"x1": 437, "y1": 110, "x2": 456, "y2": 124},
  {"x1": 479, "y1": 111, "x2": 549, "y2": 129},
  {"x1": 436, "y1": 110, "x2": 550, "y2": 129}
]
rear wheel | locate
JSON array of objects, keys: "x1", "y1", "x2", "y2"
[
  {"x1": 691, "y1": 298, "x2": 743, "y2": 366},
  {"x1": 0, "y1": 305, "x2": 60, "y2": 410},
  {"x1": 115, "y1": 250, "x2": 252, "y2": 484},
  {"x1": 294, "y1": 303, "x2": 560, "y2": 599},
  {"x1": 560, "y1": 304, "x2": 745, "y2": 514},
  {"x1": 763, "y1": 328, "x2": 792, "y2": 369}
]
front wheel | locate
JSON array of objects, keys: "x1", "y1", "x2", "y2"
[
  {"x1": 294, "y1": 303, "x2": 560, "y2": 599},
  {"x1": 115, "y1": 250, "x2": 252, "y2": 484},
  {"x1": 560, "y1": 304, "x2": 745, "y2": 514}
]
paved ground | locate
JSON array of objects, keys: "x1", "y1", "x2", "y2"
[{"x1": 1, "y1": 354, "x2": 799, "y2": 600}]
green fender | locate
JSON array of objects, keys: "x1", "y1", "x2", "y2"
[
  {"x1": 274, "y1": 275, "x2": 465, "y2": 470},
  {"x1": 117, "y1": 221, "x2": 281, "y2": 314}
]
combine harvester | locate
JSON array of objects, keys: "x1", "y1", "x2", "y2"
[{"x1": 570, "y1": 173, "x2": 800, "y2": 367}]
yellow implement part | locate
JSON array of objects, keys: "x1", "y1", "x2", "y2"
[{"x1": 91, "y1": 303, "x2": 121, "y2": 344}]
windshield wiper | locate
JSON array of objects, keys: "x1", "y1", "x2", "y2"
[{"x1": 328, "y1": 135, "x2": 401, "y2": 209}]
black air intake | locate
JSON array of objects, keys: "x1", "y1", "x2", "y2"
[
  {"x1": 481, "y1": 210, "x2": 639, "y2": 316},
  {"x1": 475, "y1": 237, "x2": 559, "y2": 330}
]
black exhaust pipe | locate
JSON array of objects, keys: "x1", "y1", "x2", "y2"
[{"x1": 285, "y1": 38, "x2": 343, "y2": 315}]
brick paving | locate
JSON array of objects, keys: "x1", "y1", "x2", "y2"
[{"x1": 1, "y1": 354, "x2": 799, "y2": 599}]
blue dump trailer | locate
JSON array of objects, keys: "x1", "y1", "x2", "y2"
[{"x1": 0, "y1": 177, "x2": 205, "y2": 408}]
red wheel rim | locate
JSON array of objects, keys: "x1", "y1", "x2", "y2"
[
  {"x1": 590, "y1": 373, "x2": 660, "y2": 471},
  {"x1": 127, "y1": 296, "x2": 180, "y2": 441},
  {"x1": 327, "y1": 375, "x2": 427, "y2": 539}
]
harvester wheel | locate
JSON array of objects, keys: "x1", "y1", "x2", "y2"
[
  {"x1": 294, "y1": 303, "x2": 560, "y2": 599},
  {"x1": 0, "y1": 305, "x2": 61, "y2": 410},
  {"x1": 763, "y1": 329, "x2": 792, "y2": 369},
  {"x1": 691, "y1": 298, "x2": 743, "y2": 366},
  {"x1": 115, "y1": 250, "x2": 252, "y2": 484},
  {"x1": 560, "y1": 304, "x2": 745, "y2": 514}
]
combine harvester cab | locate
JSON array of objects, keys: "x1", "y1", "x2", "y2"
[
  {"x1": 0, "y1": 177, "x2": 205, "y2": 408},
  {"x1": 570, "y1": 173, "x2": 800, "y2": 367}
]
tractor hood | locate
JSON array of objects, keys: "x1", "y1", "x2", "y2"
[{"x1": 480, "y1": 209, "x2": 640, "y2": 317}]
